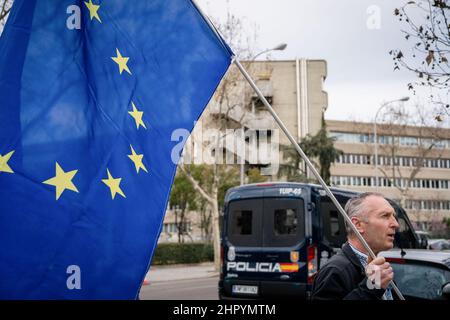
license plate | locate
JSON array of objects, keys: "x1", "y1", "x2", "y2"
[{"x1": 232, "y1": 285, "x2": 258, "y2": 295}]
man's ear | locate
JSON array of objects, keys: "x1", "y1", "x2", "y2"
[{"x1": 351, "y1": 216, "x2": 365, "y2": 235}]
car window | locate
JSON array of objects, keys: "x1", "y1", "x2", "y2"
[{"x1": 391, "y1": 262, "x2": 450, "y2": 300}]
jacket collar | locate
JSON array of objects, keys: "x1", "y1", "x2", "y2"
[
  {"x1": 342, "y1": 242, "x2": 366, "y2": 275},
  {"x1": 342, "y1": 242, "x2": 401, "y2": 300}
]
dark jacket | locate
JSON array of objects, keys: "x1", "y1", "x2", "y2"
[{"x1": 311, "y1": 242, "x2": 398, "y2": 300}]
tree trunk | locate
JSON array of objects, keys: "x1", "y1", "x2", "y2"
[
  {"x1": 179, "y1": 165, "x2": 221, "y2": 269},
  {"x1": 211, "y1": 186, "x2": 221, "y2": 271},
  {"x1": 179, "y1": 207, "x2": 186, "y2": 243}
]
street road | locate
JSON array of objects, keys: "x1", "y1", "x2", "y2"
[{"x1": 140, "y1": 276, "x2": 219, "y2": 300}]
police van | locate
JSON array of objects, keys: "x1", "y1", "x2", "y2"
[{"x1": 218, "y1": 182, "x2": 421, "y2": 299}]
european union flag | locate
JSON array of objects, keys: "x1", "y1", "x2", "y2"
[{"x1": 0, "y1": 0, "x2": 232, "y2": 299}]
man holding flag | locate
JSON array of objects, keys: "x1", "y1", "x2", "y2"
[
  {"x1": 0, "y1": 0, "x2": 232, "y2": 299},
  {"x1": 312, "y1": 193, "x2": 400, "y2": 300}
]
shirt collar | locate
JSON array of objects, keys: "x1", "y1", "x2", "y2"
[{"x1": 348, "y1": 242, "x2": 369, "y2": 267}]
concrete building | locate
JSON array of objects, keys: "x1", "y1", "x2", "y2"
[
  {"x1": 328, "y1": 120, "x2": 450, "y2": 232},
  {"x1": 160, "y1": 59, "x2": 450, "y2": 242},
  {"x1": 158, "y1": 208, "x2": 203, "y2": 243},
  {"x1": 159, "y1": 59, "x2": 328, "y2": 243},
  {"x1": 180, "y1": 59, "x2": 328, "y2": 180}
]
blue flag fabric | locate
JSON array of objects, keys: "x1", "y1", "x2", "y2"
[{"x1": 0, "y1": 0, "x2": 231, "y2": 299}]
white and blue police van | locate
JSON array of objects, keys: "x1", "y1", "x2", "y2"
[{"x1": 218, "y1": 182, "x2": 421, "y2": 299}]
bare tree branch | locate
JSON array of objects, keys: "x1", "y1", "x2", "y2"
[
  {"x1": 178, "y1": 165, "x2": 215, "y2": 205},
  {"x1": 392, "y1": 0, "x2": 450, "y2": 114}
]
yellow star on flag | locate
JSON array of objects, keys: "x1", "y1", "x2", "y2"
[
  {"x1": 102, "y1": 169, "x2": 126, "y2": 199},
  {"x1": 84, "y1": 0, "x2": 102, "y2": 23},
  {"x1": 128, "y1": 102, "x2": 147, "y2": 129},
  {"x1": 43, "y1": 162, "x2": 79, "y2": 200},
  {"x1": 128, "y1": 145, "x2": 148, "y2": 174},
  {"x1": 111, "y1": 48, "x2": 132, "y2": 75},
  {"x1": 0, "y1": 150, "x2": 15, "y2": 174}
]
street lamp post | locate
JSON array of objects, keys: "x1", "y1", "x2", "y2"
[
  {"x1": 251, "y1": 43, "x2": 287, "y2": 61},
  {"x1": 240, "y1": 43, "x2": 287, "y2": 185},
  {"x1": 373, "y1": 97, "x2": 409, "y2": 191}
]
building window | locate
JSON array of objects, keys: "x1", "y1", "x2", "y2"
[
  {"x1": 404, "y1": 157, "x2": 411, "y2": 167},
  {"x1": 443, "y1": 202, "x2": 450, "y2": 210},
  {"x1": 330, "y1": 131, "x2": 450, "y2": 150},
  {"x1": 330, "y1": 176, "x2": 450, "y2": 190},
  {"x1": 163, "y1": 223, "x2": 178, "y2": 233}
]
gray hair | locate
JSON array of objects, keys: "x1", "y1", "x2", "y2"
[{"x1": 344, "y1": 192, "x2": 386, "y2": 236}]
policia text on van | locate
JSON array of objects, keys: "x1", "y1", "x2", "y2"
[{"x1": 218, "y1": 183, "x2": 421, "y2": 300}]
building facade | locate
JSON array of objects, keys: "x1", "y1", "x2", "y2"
[
  {"x1": 179, "y1": 59, "x2": 328, "y2": 178},
  {"x1": 328, "y1": 120, "x2": 450, "y2": 232},
  {"x1": 159, "y1": 59, "x2": 328, "y2": 242},
  {"x1": 160, "y1": 59, "x2": 450, "y2": 242}
]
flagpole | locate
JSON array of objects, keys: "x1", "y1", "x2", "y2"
[
  {"x1": 233, "y1": 58, "x2": 405, "y2": 300},
  {"x1": 189, "y1": 0, "x2": 404, "y2": 300}
]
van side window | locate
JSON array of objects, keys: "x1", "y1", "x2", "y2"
[
  {"x1": 233, "y1": 210, "x2": 253, "y2": 235},
  {"x1": 329, "y1": 210, "x2": 340, "y2": 237},
  {"x1": 227, "y1": 199, "x2": 263, "y2": 247},
  {"x1": 274, "y1": 209, "x2": 297, "y2": 235},
  {"x1": 320, "y1": 199, "x2": 347, "y2": 247},
  {"x1": 263, "y1": 198, "x2": 304, "y2": 247}
]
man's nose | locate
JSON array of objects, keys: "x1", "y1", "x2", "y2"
[{"x1": 391, "y1": 216, "x2": 400, "y2": 230}]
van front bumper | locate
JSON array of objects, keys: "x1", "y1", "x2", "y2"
[{"x1": 219, "y1": 278, "x2": 309, "y2": 299}]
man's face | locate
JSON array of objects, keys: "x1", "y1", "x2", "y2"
[{"x1": 353, "y1": 196, "x2": 399, "y2": 254}]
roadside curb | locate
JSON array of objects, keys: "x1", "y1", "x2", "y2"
[
  {"x1": 144, "y1": 262, "x2": 219, "y2": 284},
  {"x1": 146, "y1": 272, "x2": 219, "y2": 284},
  {"x1": 149, "y1": 261, "x2": 214, "y2": 270}
]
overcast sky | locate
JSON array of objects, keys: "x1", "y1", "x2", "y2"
[{"x1": 196, "y1": 0, "x2": 440, "y2": 123}]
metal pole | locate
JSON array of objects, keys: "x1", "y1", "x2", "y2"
[
  {"x1": 373, "y1": 97, "x2": 409, "y2": 191},
  {"x1": 240, "y1": 158, "x2": 244, "y2": 185},
  {"x1": 373, "y1": 102, "x2": 387, "y2": 192},
  {"x1": 234, "y1": 58, "x2": 405, "y2": 300},
  {"x1": 374, "y1": 121, "x2": 379, "y2": 191}
]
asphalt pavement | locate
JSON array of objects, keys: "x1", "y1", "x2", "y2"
[
  {"x1": 144, "y1": 262, "x2": 218, "y2": 283},
  {"x1": 140, "y1": 262, "x2": 219, "y2": 300}
]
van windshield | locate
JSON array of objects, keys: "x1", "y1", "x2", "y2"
[{"x1": 227, "y1": 198, "x2": 305, "y2": 247}]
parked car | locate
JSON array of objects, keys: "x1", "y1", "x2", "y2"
[
  {"x1": 415, "y1": 231, "x2": 431, "y2": 249},
  {"x1": 428, "y1": 239, "x2": 450, "y2": 251},
  {"x1": 218, "y1": 182, "x2": 421, "y2": 299},
  {"x1": 380, "y1": 249, "x2": 450, "y2": 300}
]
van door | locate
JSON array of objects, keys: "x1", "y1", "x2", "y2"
[
  {"x1": 225, "y1": 198, "x2": 263, "y2": 280},
  {"x1": 315, "y1": 194, "x2": 350, "y2": 267},
  {"x1": 319, "y1": 198, "x2": 347, "y2": 249},
  {"x1": 261, "y1": 197, "x2": 306, "y2": 282}
]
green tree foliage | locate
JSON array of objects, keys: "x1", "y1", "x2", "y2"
[
  {"x1": 444, "y1": 217, "x2": 450, "y2": 228},
  {"x1": 169, "y1": 171, "x2": 198, "y2": 243},
  {"x1": 247, "y1": 167, "x2": 268, "y2": 184},
  {"x1": 152, "y1": 243, "x2": 213, "y2": 265},
  {"x1": 277, "y1": 115, "x2": 342, "y2": 184},
  {"x1": 183, "y1": 164, "x2": 239, "y2": 208},
  {"x1": 179, "y1": 163, "x2": 239, "y2": 269},
  {"x1": 278, "y1": 144, "x2": 308, "y2": 182},
  {"x1": 170, "y1": 171, "x2": 197, "y2": 210},
  {"x1": 298, "y1": 116, "x2": 343, "y2": 185}
]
